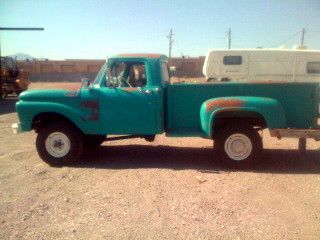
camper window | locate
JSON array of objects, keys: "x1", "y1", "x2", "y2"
[
  {"x1": 223, "y1": 56, "x2": 242, "y2": 65},
  {"x1": 307, "y1": 62, "x2": 320, "y2": 74}
]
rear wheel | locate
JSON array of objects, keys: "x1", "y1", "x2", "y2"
[
  {"x1": 214, "y1": 125, "x2": 262, "y2": 165},
  {"x1": 36, "y1": 122, "x2": 83, "y2": 166}
]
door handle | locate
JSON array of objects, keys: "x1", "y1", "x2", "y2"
[
  {"x1": 155, "y1": 87, "x2": 162, "y2": 93},
  {"x1": 138, "y1": 88, "x2": 152, "y2": 94}
]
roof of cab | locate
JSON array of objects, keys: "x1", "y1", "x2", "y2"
[{"x1": 112, "y1": 53, "x2": 168, "y2": 60}]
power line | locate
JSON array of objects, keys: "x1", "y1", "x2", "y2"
[
  {"x1": 305, "y1": 29, "x2": 320, "y2": 34},
  {"x1": 0, "y1": 27, "x2": 44, "y2": 31},
  {"x1": 307, "y1": 31, "x2": 320, "y2": 39},
  {"x1": 270, "y1": 30, "x2": 301, "y2": 48}
]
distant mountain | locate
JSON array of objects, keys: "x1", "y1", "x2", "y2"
[{"x1": 7, "y1": 53, "x2": 36, "y2": 61}]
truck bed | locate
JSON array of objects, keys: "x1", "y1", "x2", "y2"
[{"x1": 166, "y1": 82, "x2": 319, "y2": 137}]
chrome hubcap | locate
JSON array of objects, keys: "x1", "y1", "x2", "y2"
[
  {"x1": 45, "y1": 132, "x2": 70, "y2": 158},
  {"x1": 224, "y1": 133, "x2": 252, "y2": 161}
]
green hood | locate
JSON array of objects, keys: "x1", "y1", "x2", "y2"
[{"x1": 19, "y1": 89, "x2": 80, "y2": 102}]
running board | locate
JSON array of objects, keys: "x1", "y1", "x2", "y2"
[{"x1": 105, "y1": 135, "x2": 155, "y2": 142}]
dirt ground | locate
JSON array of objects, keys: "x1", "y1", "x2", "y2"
[{"x1": 0, "y1": 82, "x2": 320, "y2": 240}]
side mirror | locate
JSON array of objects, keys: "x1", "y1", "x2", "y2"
[
  {"x1": 169, "y1": 66, "x2": 176, "y2": 78},
  {"x1": 81, "y1": 78, "x2": 90, "y2": 88},
  {"x1": 169, "y1": 66, "x2": 176, "y2": 73}
]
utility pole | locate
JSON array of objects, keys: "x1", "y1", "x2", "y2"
[
  {"x1": 300, "y1": 28, "x2": 305, "y2": 46},
  {"x1": 167, "y1": 29, "x2": 174, "y2": 60},
  {"x1": 227, "y1": 28, "x2": 231, "y2": 49},
  {"x1": 0, "y1": 27, "x2": 44, "y2": 99}
]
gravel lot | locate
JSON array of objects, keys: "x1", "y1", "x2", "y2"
[{"x1": 0, "y1": 82, "x2": 319, "y2": 239}]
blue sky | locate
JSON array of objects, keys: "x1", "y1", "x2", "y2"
[{"x1": 1, "y1": 0, "x2": 320, "y2": 59}]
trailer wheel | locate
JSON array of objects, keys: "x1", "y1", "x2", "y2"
[
  {"x1": 36, "y1": 122, "x2": 83, "y2": 166},
  {"x1": 214, "y1": 125, "x2": 262, "y2": 165}
]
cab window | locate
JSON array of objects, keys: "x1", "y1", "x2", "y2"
[
  {"x1": 161, "y1": 62, "x2": 170, "y2": 84},
  {"x1": 128, "y1": 64, "x2": 147, "y2": 87},
  {"x1": 107, "y1": 62, "x2": 147, "y2": 87}
]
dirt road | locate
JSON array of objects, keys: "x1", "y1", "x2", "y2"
[{"x1": 0, "y1": 83, "x2": 319, "y2": 239}]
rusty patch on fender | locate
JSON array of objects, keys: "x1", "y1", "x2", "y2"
[
  {"x1": 81, "y1": 101, "x2": 99, "y2": 120},
  {"x1": 121, "y1": 87, "x2": 138, "y2": 93},
  {"x1": 206, "y1": 99, "x2": 244, "y2": 112}
]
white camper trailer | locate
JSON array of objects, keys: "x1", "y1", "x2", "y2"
[{"x1": 203, "y1": 49, "x2": 320, "y2": 82}]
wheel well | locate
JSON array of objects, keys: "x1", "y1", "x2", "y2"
[
  {"x1": 212, "y1": 113, "x2": 267, "y2": 138},
  {"x1": 32, "y1": 112, "x2": 82, "y2": 133}
]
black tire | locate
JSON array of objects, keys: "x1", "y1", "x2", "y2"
[
  {"x1": 36, "y1": 122, "x2": 83, "y2": 166},
  {"x1": 83, "y1": 135, "x2": 106, "y2": 148},
  {"x1": 214, "y1": 125, "x2": 262, "y2": 165}
]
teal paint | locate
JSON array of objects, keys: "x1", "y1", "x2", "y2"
[
  {"x1": 166, "y1": 82, "x2": 319, "y2": 137},
  {"x1": 15, "y1": 55, "x2": 320, "y2": 139},
  {"x1": 200, "y1": 96, "x2": 287, "y2": 138}
]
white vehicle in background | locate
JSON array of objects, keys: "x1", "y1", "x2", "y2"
[{"x1": 203, "y1": 47, "x2": 320, "y2": 82}]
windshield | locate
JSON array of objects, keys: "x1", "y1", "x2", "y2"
[
  {"x1": 91, "y1": 61, "x2": 108, "y2": 86},
  {"x1": 106, "y1": 62, "x2": 126, "y2": 87},
  {"x1": 106, "y1": 61, "x2": 147, "y2": 88}
]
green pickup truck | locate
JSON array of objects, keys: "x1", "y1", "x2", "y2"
[{"x1": 13, "y1": 54, "x2": 320, "y2": 166}]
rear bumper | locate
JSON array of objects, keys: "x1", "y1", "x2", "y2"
[
  {"x1": 12, "y1": 123, "x2": 22, "y2": 134},
  {"x1": 270, "y1": 128, "x2": 320, "y2": 141}
]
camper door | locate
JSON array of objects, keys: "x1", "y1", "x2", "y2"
[{"x1": 221, "y1": 54, "x2": 248, "y2": 81}]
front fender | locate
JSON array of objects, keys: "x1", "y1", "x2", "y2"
[
  {"x1": 16, "y1": 101, "x2": 100, "y2": 134},
  {"x1": 200, "y1": 97, "x2": 287, "y2": 138}
]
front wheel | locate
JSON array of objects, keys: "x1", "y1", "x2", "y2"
[
  {"x1": 36, "y1": 122, "x2": 83, "y2": 166},
  {"x1": 214, "y1": 125, "x2": 262, "y2": 165}
]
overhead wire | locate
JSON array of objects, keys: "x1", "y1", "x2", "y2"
[
  {"x1": 270, "y1": 30, "x2": 302, "y2": 48},
  {"x1": 306, "y1": 30, "x2": 320, "y2": 40}
]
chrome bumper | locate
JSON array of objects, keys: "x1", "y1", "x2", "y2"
[
  {"x1": 270, "y1": 128, "x2": 320, "y2": 141},
  {"x1": 12, "y1": 123, "x2": 22, "y2": 134}
]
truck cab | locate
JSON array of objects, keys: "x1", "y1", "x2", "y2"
[{"x1": 87, "y1": 54, "x2": 168, "y2": 135}]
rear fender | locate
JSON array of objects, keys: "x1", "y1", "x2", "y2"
[{"x1": 200, "y1": 97, "x2": 287, "y2": 138}]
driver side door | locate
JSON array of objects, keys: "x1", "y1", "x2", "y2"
[{"x1": 99, "y1": 60, "x2": 163, "y2": 135}]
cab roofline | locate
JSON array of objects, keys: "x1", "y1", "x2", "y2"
[{"x1": 112, "y1": 53, "x2": 167, "y2": 59}]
